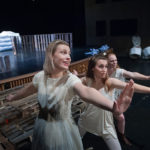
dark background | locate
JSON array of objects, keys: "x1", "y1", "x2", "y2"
[{"x1": 0, "y1": 0, "x2": 85, "y2": 46}]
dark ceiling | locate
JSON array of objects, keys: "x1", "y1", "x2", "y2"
[{"x1": 0, "y1": 0, "x2": 85, "y2": 46}]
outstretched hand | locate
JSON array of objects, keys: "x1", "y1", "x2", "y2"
[
  {"x1": 113, "y1": 79, "x2": 134, "y2": 115},
  {"x1": 73, "y1": 69, "x2": 78, "y2": 76}
]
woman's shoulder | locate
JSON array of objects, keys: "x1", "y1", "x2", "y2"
[
  {"x1": 34, "y1": 70, "x2": 44, "y2": 78},
  {"x1": 105, "y1": 77, "x2": 117, "y2": 87},
  {"x1": 107, "y1": 77, "x2": 120, "y2": 83},
  {"x1": 32, "y1": 71, "x2": 44, "y2": 87},
  {"x1": 116, "y1": 68, "x2": 125, "y2": 73},
  {"x1": 66, "y1": 71, "x2": 82, "y2": 86},
  {"x1": 106, "y1": 78, "x2": 111, "y2": 84},
  {"x1": 68, "y1": 71, "x2": 80, "y2": 79}
]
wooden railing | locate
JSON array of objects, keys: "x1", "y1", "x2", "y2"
[
  {"x1": 0, "y1": 72, "x2": 37, "y2": 91},
  {"x1": 0, "y1": 57, "x2": 90, "y2": 91}
]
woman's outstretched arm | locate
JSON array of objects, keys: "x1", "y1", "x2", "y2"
[
  {"x1": 6, "y1": 82, "x2": 37, "y2": 101},
  {"x1": 73, "y1": 80, "x2": 134, "y2": 114},
  {"x1": 108, "y1": 78, "x2": 150, "y2": 93},
  {"x1": 123, "y1": 69, "x2": 150, "y2": 80}
]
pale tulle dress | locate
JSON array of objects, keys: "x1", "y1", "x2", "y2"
[
  {"x1": 78, "y1": 78, "x2": 118, "y2": 139},
  {"x1": 32, "y1": 71, "x2": 83, "y2": 150}
]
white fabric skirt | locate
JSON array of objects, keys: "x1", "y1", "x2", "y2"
[{"x1": 32, "y1": 118, "x2": 83, "y2": 150}]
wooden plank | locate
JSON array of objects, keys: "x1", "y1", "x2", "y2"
[
  {"x1": 11, "y1": 130, "x2": 33, "y2": 144},
  {"x1": 0, "y1": 105, "x2": 21, "y2": 126},
  {"x1": 9, "y1": 94, "x2": 39, "y2": 118},
  {"x1": 0, "y1": 115, "x2": 36, "y2": 149},
  {"x1": 0, "y1": 133, "x2": 15, "y2": 150}
]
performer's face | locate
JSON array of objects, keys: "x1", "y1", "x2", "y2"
[
  {"x1": 52, "y1": 44, "x2": 71, "y2": 71},
  {"x1": 92, "y1": 59, "x2": 108, "y2": 79},
  {"x1": 108, "y1": 54, "x2": 118, "y2": 69}
]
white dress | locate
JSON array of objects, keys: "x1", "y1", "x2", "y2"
[
  {"x1": 32, "y1": 71, "x2": 83, "y2": 150},
  {"x1": 78, "y1": 78, "x2": 118, "y2": 140},
  {"x1": 110, "y1": 68, "x2": 125, "y2": 100}
]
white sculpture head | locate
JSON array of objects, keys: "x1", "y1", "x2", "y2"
[{"x1": 132, "y1": 35, "x2": 141, "y2": 47}]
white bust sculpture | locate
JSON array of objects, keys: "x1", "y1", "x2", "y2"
[
  {"x1": 132, "y1": 35, "x2": 141, "y2": 47},
  {"x1": 129, "y1": 35, "x2": 142, "y2": 59}
]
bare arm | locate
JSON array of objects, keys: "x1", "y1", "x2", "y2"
[
  {"x1": 73, "y1": 80, "x2": 134, "y2": 114},
  {"x1": 6, "y1": 82, "x2": 37, "y2": 101},
  {"x1": 74, "y1": 82, "x2": 114, "y2": 111},
  {"x1": 123, "y1": 70, "x2": 150, "y2": 80},
  {"x1": 109, "y1": 78, "x2": 150, "y2": 93}
]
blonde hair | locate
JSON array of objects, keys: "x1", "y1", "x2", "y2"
[{"x1": 43, "y1": 40, "x2": 69, "y2": 76}]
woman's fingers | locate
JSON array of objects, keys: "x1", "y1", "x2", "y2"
[
  {"x1": 116, "y1": 79, "x2": 134, "y2": 113},
  {"x1": 122, "y1": 79, "x2": 134, "y2": 98}
]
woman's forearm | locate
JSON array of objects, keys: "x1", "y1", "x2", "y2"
[
  {"x1": 74, "y1": 80, "x2": 134, "y2": 115},
  {"x1": 134, "y1": 83, "x2": 150, "y2": 93},
  {"x1": 74, "y1": 83, "x2": 114, "y2": 112},
  {"x1": 6, "y1": 83, "x2": 37, "y2": 101}
]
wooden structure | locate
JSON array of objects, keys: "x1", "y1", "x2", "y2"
[{"x1": 0, "y1": 85, "x2": 39, "y2": 150}]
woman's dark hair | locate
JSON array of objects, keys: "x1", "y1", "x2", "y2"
[
  {"x1": 86, "y1": 54, "x2": 112, "y2": 93},
  {"x1": 86, "y1": 54, "x2": 108, "y2": 80}
]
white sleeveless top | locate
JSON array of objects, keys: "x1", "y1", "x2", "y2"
[{"x1": 78, "y1": 78, "x2": 117, "y2": 139}]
